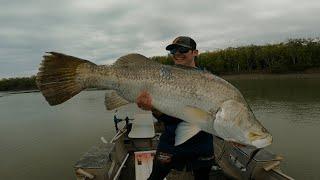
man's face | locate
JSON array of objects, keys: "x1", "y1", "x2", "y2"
[{"x1": 170, "y1": 46, "x2": 198, "y2": 67}]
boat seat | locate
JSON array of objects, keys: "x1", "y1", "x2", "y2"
[{"x1": 128, "y1": 113, "x2": 155, "y2": 139}]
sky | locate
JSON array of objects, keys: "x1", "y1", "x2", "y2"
[{"x1": 1, "y1": 0, "x2": 319, "y2": 78}]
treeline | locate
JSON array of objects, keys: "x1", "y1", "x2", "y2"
[
  {"x1": 1, "y1": 38, "x2": 320, "y2": 91},
  {"x1": 0, "y1": 76, "x2": 37, "y2": 91},
  {"x1": 152, "y1": 38, "x2": 320, "y2": 74}
]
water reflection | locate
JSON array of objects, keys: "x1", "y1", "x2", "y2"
[
  {"x1": 228, "y1": 78, "x2": 320, "y2": 125},
  {"x1": 229, "y1": 78, "x2": 320, "y2": 102}
]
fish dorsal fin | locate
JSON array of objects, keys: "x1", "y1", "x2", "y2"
[
  {"x1": 114, "y1": 53, "x2": 158, "y2": 66},
  {"x1": 104, "y1": 91, "x2": 130, "y2": 110}
]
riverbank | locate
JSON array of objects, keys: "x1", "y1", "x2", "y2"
[
  {"x1": 222, "y1": 72, "x2": 320, "y2": 80},
  {"x1": 0, "y1": 88, "x2": 107, "y2": 97},
  {"x1": 1, "y1": 73, "x2": 320, "y2": 93},
  {"x1": 0, "y1": 90, "x2": 40, "y2": 97}
]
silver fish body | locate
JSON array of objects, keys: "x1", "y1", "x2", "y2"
[{"x1": 37, "y1": 52, "x2": 272, "y2": 148}]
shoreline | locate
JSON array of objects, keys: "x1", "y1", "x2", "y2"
[
  {"x1": 0, "y1": 88, "x2": 105, "y2": 95},
  {"x1": 0, "y1": 90, "x2": 40, "y2": 97},
  {"x1": 1, "y1": 73, "x2": 320, "y2": 94},
  {"x1": 221, "y1": 72, "x2": 320, "y2": 80}
]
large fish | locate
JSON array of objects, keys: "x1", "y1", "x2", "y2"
[{"x1": 36, "y1": 52, "x2": 272, "y2": 148}]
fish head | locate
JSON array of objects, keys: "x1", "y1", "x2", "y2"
[{"x1": 214, "y1": 100, "x2": 272, "y2": 148}]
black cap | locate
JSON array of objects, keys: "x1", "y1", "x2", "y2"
[{"x1": 166, "y1": 36, "x2": 197, "y2": 50}]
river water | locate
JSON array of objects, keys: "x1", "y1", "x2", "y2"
[{"x1": 0, "y1": 75, "x2": 320, "y2": 180}]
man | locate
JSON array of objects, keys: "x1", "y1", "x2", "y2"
[{"x1": 136, "y1": 36, "x2": 215, "y2": 180}]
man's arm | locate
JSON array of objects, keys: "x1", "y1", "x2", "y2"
[{"x1": 136, "y1": 90, "x2": 163, "y2": 119}]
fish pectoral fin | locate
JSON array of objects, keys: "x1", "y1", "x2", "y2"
[
  {"x1": 175, "y1": 122, "x2": 201, "y2": 146},
  {"x1": 183, "y1": 106, "x2": 211, "y2": 124},
  {"x1": 183, "y1": 106, "x2": 215, "y2": 134},
  {"x1": 104, "y1": 91, "x2": 130, "y2": 110}
]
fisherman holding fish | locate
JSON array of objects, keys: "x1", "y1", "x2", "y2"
[
  {"x1": 136, "y1": 36, "x2": 215, "y2": 180},
  {"x1": 37, "y1": 33, "x2": 273, "y2": 179}
]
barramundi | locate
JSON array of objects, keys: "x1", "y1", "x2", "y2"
[{"x1": 36, "y1": 52, "x2": 272, "y2": 148}]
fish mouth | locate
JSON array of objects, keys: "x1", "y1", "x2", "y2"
[{"x1": 251, "y1": 134, "x2": 272, "y2": 148}]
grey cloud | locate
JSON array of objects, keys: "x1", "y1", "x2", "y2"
[{"x1": 1, "y1": 0, "x2": 319, "y2": 78}]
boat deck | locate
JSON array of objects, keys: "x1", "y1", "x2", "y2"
[
  {"x1": 75, "y1": 142, "x2": 230, "y2": 180},
  {"x1": 74, "y1": 118, "x2": 293, "y2": 180}
]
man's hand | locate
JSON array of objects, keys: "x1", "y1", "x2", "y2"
[{"x1": 136, "y1": 90, "x2": 153, "y2": 111}]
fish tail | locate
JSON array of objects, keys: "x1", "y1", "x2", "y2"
[{"x1": 36, "y1": 52, "x2": 97, "y2": 105}]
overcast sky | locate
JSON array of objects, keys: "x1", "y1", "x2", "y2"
[{"x1": 1, "y1": 0, "x2": 319, "y2": 78}]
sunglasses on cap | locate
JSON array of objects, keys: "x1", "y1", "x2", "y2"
[{"x1": 169, "y1": 46, "x2": 191, "y2": 54}]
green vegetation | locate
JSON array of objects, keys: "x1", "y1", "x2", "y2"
[
  {"x1": 151, "y1": 38, "x2": 320, "y2": 74},
  {"x1": 0, "y1": 76, "x2": 37, "y2": 91},
  {"x1": 1, "y1": 38, "x2": 320, "y2": 91}
]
